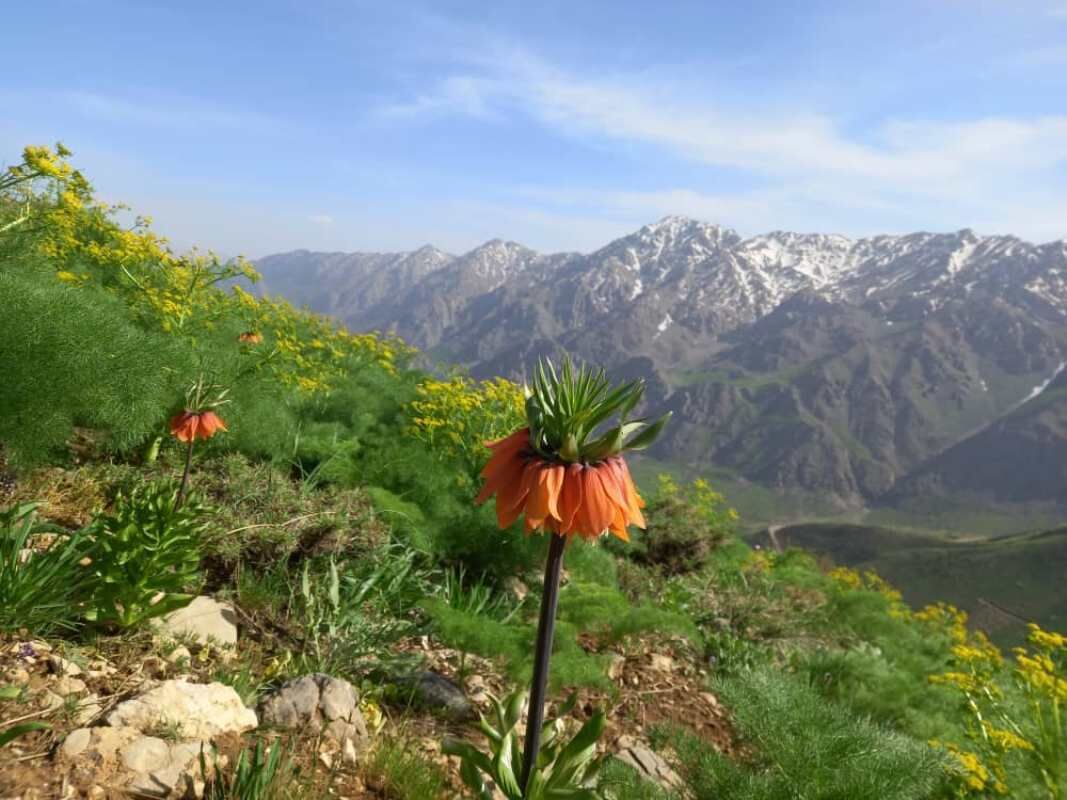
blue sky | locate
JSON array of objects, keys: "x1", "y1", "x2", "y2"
[{"x1": 3, "y1": 0, "x2": 1067, "y2": 257}]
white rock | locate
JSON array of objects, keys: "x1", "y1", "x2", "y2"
[
  {"x1": 166, "y1": 646, "x2": 192, "y2": 665},
  {"x1": 53, "y1": 676, "x2": 87, "y2": 696},
  {"x1": 153, "y1": 596, "x2": 238, "y2": 647},
  {"x1": 649, "y1": 653, "x2": 675, "y2": 672},
  {"x1": 74, "y1": 693, "x2": 103, "y2": 725},
  {"x1": 4, "y1": 666, "x2": 30, "y2": 684},
  {"x1": 61, "y1": 728, "x2": 93, "y2": 758},
  {"x1": 342, "y1": 736, "x2": 359, "y2": 765},
  {"x1": 121, "y1": 736, "x2": 170, "y2": 773},
  {"x1": 106, "y1": 679, "x2": 257, "y2": 740}
]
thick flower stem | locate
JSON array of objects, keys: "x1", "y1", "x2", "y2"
[
  {"x1": 176, "y1": 439, "x2": 195, "y2": 509},
  {"x1": 521, "y1": 531, "x2": 568, "y2": 794}
]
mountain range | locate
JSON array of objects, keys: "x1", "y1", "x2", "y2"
[{"x1": 255, "y1": 217, "x2": 1067, "y2": 527}]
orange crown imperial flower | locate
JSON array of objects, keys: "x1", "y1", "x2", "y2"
[
  {"x1": 169, "y1": 377, "x2": 231, "y2": 442},
  {"x1": 169, "y1": 410, "x2": 228, "y2": 442},
  {"x1": 475, "y1": 358, "x2": 670, "y2": 541},
  {"x1": 238, "y1": 331, "x2": 263, "y2": 344}
]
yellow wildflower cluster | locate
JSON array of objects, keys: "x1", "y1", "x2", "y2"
[
  {"x1": 930, "y1": 620, "x2": 1067, "y2": 798},
  {"x1": 407, "y1": 375, "x2": 525, "y2": 473},
  {"x1": 915, "y1": 602, "x2": 969, "y2": 645},
  {"x1": 1015, "y1": 623, "x2": 1067, "y2": 703},
  {"x1": 232, "y1": 286, "x2": 411, "y2": 392},
  {"x1": 932, "y1": 740, "x2": 1009, "y2": 796},
  {"x1": 828, "y1": 565, "x2": 863, "y2": 590},
  {"x1": 828, "y1": 566, "x2": 910, "y2": 618},
  {"x1": 3, "y1": 143, "x2": 410, "y2": 397}
]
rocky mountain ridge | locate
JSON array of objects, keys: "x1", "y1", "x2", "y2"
[{"x1": 256, "y1": 217, "x2": 1067, "y2": 518}]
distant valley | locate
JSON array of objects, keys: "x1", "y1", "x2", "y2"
[
  {"x1": 749, "y1": 522, "x2": 1067, "y2": 645},
  {"x1": 256, "y1": 217, "x2": 1067, "y2": 534}
]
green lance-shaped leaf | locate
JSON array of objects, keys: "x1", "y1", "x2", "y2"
[
  {"x1": 621, "y1": 411, "x2": 672, "y2": 452},
  {"x1": 493, "y1": 730, "x2": 522, "y2": 798},
  {"x1": 0, "y1": 721, "x2": 51, "y2": 748},
  {"x1": 546, "y1": 711, "x2": 605, "y2": 789}
]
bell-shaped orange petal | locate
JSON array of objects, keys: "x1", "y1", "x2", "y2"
[
  {"x1": 169, "y1": 411, "x2": 198, "y2": 443},
  {"x1": 577, "y1": 466, "x2": 616, "y2": 538},
  {"x1": 475, "y1": 447, "x2": 526, "y2": 505},
  {"x1": 608, "y1": 457, "x2": 646, "y2": 528},
  {"x1": 197, "y1": 411, "x2": 227, "y2": 439},
  {"x1": 608, "y1": 505, "x2": 631, "y2": 542},
  {"x1": 556, "y1": 463, "x2": 584, "y2": 535},
  {"x1": 541, "y1": 464, "x2": 564, "y2": 523},
  {"x1": 484, "y1": 427, "x2": 530, "y2": 455},
  {"x1": 524, "y1": 462, "x2": 566, "y2": 531}
]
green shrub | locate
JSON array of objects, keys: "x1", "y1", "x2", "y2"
[
  {"x1": 84, "y1": 481, "x2": 205, "y2": 629},
  {"x1": 440, "y1": 564, "x2": 522, "y2": 622},
  {"x1": 192, "y1": 453, "x2": 385, "y2": 570},
  {"x1": 610, "y1": 476, "x2": 735, "y2": 575},
  {"x1": 668, "y1": 667, "x2": 942, "y2": 800},
  {"x1": 0, "y1": 269, "x2": 189, "y2": 467},
  {"x1": 0, "y1": 502, "x2": 91, "y2": 635},
  {"x1": 288, "y1": 552, "x2": 425, "y2": 678}
]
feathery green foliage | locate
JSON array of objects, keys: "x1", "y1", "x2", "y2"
[
  {"x1": 668, "y1": 667, "x2": 943, "y2": 800},
  {"x1": 0, "y1": 268, "x2": 188, "y2": 467}
]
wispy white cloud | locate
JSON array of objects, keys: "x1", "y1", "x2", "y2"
[
  {"x1": 380, "y1": 42, "x2": 1067, "y2": 242},
  {"x1": 377, "y1": 76, "x2": 498, "y2": 120},
  {"x1": 308, "y1": 214, "x2": 335, "y2": 226}
]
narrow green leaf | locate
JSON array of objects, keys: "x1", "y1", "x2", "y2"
[{"x1": 0, "y1": 721, "x2": 50, "y2": 748}]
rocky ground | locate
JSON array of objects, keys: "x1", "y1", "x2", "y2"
[{"x1": 0, "y1": 593, "x2": 735, "y2": 799}]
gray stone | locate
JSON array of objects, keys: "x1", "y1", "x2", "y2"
[
  {"x1": 395, "y1": 670, "x2": 474, "y2": 720},
  {"x1": 319, "y1": 676, "x2": 357, "y2": 721},
  {"x1": 153, "y1": 596, "x2": 238, "y2": 647},
  {"x1": 258, "y1": 673, "x2": 368, "y2": 743},
  {"x1": 613, "y1": 735, "x2": 685, "y2": 793},
  {"x1": 74, "y1": 692, "x2": 103, "y2": 725},
  {"x1": 106, "y1": 679, "x2": 257, "y2": 739},
  {"x1": 48, "y1": 654, "x2": 82, "y2": 677}
]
